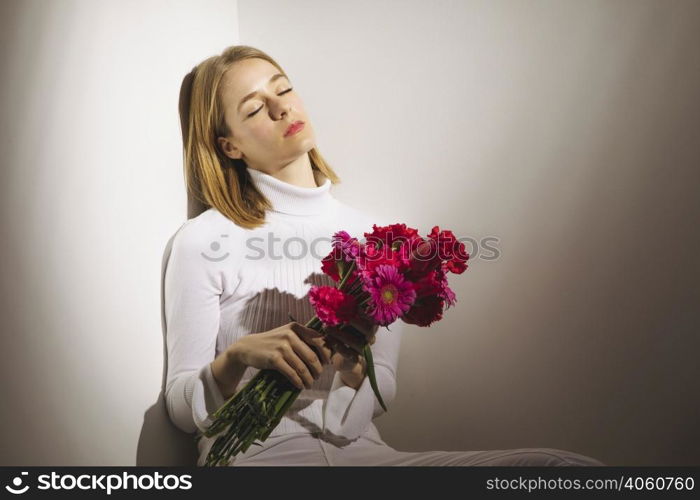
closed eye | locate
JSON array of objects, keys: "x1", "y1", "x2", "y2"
[{"x1": 247, "y1": 88, "x2": 293, "y2": 117}]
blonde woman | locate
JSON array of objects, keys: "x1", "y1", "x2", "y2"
[{"x1": 164, "y1": 45, "x2": 604, "y2": 467}]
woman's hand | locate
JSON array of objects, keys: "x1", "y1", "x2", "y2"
[
  {"x1": 226, "y1": 322, "x2": 332, "y2": 391},
  {"x1": 324, "y1": 315, "x2": 379, "y2": 389}
]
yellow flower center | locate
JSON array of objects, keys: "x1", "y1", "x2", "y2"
[{"x1": 381, "y1": 284, "x2": 398, "y2": 304}]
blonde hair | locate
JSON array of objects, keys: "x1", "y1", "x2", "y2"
[{"x1": 178, "y1": 45, "x2": 341, "y2": 228}]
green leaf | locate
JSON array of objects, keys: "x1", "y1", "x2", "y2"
[{"x1": 363, "y1": 344, "x2": 387, "y2": 412}]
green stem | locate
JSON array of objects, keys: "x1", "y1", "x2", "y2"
[
  {"x1": 337, "y1": 259, "x2": 357, "y2": 290},
  {"x1": 363, "y1": 344, "x2": 387, "y2": 412}
]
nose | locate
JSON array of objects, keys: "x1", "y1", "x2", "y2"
[{"x1": 270, "y1": 98, "x2": 292, "y2": 120}]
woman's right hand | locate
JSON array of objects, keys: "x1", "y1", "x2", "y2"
[{"x1": 229, "y1": 322, "x2": 331, "y2": 390}]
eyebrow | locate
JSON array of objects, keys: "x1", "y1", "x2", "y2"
[{"x1": 237, "y1": 73, "x2": 288, "y2": 113}]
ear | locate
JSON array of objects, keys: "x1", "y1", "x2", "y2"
[{"x1": 217, "y1": 136, "x2": 243, "y2": 160}]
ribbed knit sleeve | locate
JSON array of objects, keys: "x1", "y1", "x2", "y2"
[
  {"x1": 322, "y1": 318, "x2": 405, "y2": 440},
  {"x1": 163, "y1": 219, "x2": 229, "y2": 434}
]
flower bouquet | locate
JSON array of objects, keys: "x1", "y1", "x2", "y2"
[{"x1": 195, "y1": 223, "x2": 469, "y2": 466}]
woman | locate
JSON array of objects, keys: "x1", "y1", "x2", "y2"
[{"x1": 164, "y1": 45, "x2": 604, "y2": 466}]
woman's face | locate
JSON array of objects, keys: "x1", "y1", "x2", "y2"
[{"x1": 217, "y1": 58, "x2": 316, "y2": 171}]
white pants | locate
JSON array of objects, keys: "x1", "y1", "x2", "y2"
[{"x1": 228, "y1": 431, "x2": 605, "y2": 466}]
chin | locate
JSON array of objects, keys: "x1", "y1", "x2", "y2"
[{"x1": 296, "y1": 135, "x2": 317, "y2": 153}]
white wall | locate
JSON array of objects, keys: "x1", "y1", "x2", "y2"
[
  {"x1": 0, "y1": 0, "x2": 239, "y2": 465},
  {"x1": 237, "y1": 0, "x2": 700, "y2": 466},
  {"x1": 2, "y1": 0, "x2": 699, "y2": 467}
]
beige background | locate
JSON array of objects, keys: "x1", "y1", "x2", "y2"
[{"x1": 1, "y1": 0, "x2": 698, "y2": 465}]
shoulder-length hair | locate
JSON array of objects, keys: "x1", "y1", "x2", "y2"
[{"x1": 178, "y1": 45, "x2": 341, "y2": 228}]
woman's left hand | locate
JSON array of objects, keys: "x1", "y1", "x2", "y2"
[{"x1": 324, "y1": 315, "x2": 379, "y2": 389}]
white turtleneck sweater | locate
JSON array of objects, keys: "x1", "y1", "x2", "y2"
[{"x1": 163, "y1": 166, "x2": 405, "y2": 465}]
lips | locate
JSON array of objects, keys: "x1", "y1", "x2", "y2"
[{"x1": 285, "y1": 121, "x2": 305, "y2": 137}]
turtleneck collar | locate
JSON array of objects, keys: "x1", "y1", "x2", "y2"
[{"x1": 246, "y1": 166, "x2": 334, "y2": 216}]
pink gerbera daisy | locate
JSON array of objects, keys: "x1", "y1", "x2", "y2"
[{"x1": 364, "y1": 265, "x2": 416, "y2": 326}]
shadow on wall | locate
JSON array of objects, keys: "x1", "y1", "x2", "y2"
[{"x1": 135, "y1": 232, "x2": 198, "y2": 466}]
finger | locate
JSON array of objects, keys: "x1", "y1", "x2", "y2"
[
  {"x1": 312, "y1": 339, "x2": 333, "y2": 365},
  {"x1": 290, "y1": 322, "x2": 324, "y2": 339},
  {"x1": 304, "y1": 336, "x2": 332, "y2": 365},
  {"x1": 334, "y1": 342, "x2": 359, "y2": 360},
  {"x1": 289, "y1": 321, "x2": 327, "y2": 369},
  {"x1": 270, "y1": 353, "x2": 305, "y2": 390},
  {"x1": 333, "y1": 353, "x2": 357, "y2": 373},
  {"x1": 324, "y1": 336, "x2": 345, "y2": 360},
  {"x1": 288, "y1": 335, "x2": 324, "y2": 379},
  {"x1": 332, "y1": 350, "x2": 357, "y2": 373},
  {"x1": 282, "y1": 347, "x2": 316, "y2": 389},
  {"x1": 323, "y1": 334, "x2": 337, "y2": 349},
  {"x1": 325, "y1": 326, "x2": 364, "y2": 353}
]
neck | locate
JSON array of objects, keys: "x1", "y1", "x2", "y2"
[{"x1": 249, "y1": 155, "x2": 318, "y2": 188}]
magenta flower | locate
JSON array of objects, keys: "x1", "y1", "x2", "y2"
[
  {"x1": 364, "y1": 265, "x2": 416, "y2": 326},
  {"x1": 332, "y1": 230, "x2": 363, "y2": 262},
  {"x1": 308, "y1": 286, "x2": 358, "y2": 327}
]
